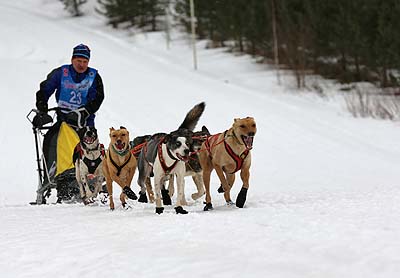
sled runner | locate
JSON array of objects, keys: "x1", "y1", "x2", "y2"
[{"x1": 27, "y1": 107, "x2": 81, "y2": 205}]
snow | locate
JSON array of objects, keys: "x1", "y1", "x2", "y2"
[{"x1": 1, "y1": 1, "x2": 400, "y2": 277}]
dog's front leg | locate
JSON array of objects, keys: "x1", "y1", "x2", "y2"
[
  {"x1": 214, "y1": 165, "x2": 232, "y2": 204},
  {"x1": 105, "y1": 177, "x2": 114, "y2": 210},
  {"x1": 110, "y1": 173, "x2": 137, "y2": 202},
  {"x1": 93, "y1": 177, "x2": 103, "y2": 197},
  {"x1": 175, "y1": 165, "x2": 188, "y2": 214},
  {"x1": 199, "y1": 152, "x2": 213, "y2": 211},
  {"x1": 76, "y1": 162, "x2": 86, "y2": 200},
  {"x1": 236, "y1": 166, "x2": 250, "y2": 208},
  {"x1": 153, "y1": 173, "x2": 164, "y2": 214},
  {"x1": 83, "y1": 177, "x2": 94, "y2": 199},
  {"x1": 167, "y1": 174, "x2": 175, "y2": 197},
  {"x1": 123, "y1": 168, "x2": 138, "y2": 201},
  {"x1": 176, "y1": 174, "x2": 187, "y2": 206}
]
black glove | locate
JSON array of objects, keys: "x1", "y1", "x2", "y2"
[
  {"x1": 36, "y1": 100, "x2": 48, "y2": 113},
  {"x1": 65, "y1": 107, "x2": 89, "y2": 128},
  {"x1": 32, "y1": 112, "x2": 53, "y2": 128}
]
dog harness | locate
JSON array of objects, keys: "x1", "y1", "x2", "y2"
[
  {"x1": 157, "y1": 141, "x2": 178, "y2": 175},
  {"x1": 109, "y1": 150, "x2": 132, "y2": 177},
  {"x1": 204, "y1": 131, "x2": 249, "y2": 174},
  {"x1": 223, "y1": 140, "x2": 249, "y2": 174},
  {"x1": 75, "y1": 144, "x2": 105, "y2": 174},
  {"x1": 130, "y1": 141, "x2": 147, "y2": 159}
]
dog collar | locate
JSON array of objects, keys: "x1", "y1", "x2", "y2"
[
  {"x1": 112, "y1": 145, "x2": 129, "y2": 156},
  {"x1": 166, "y1": 146, "x2": 178, "y2": 161},
  {"x1": 85, "y1": 143, "x2": 100, "y2": 152},
  {"x1": 157, "y1": 143, "x2": 178, "y2": 175}
]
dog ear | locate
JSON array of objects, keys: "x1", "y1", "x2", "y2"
[
  {"x1": 78, "y1": 128, "x2": 86, "y2": 139},
  {"x1": 109, "y1": 127, "x2": 115, "y2": 137},
  {"x1": 164, "y1": 134, "x2": 171, "y2": 143},
  {"x1": 120, "y1": 126, "x2": 126, "y2": 130},
  {"x1": 201, "y1": 125, "x2": 210, "y2": 135}
]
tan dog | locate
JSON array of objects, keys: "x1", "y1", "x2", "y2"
[
  {"x1": 103, "y1": 126, "x2": 138, "y2": 210},
  {"x1": 199, "y1": 117, "x2": 256, "y2": 210}
]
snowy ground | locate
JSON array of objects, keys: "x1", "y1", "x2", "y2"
[{"x1": 1, "y1": 1, "x2": 400, "y2": 277}]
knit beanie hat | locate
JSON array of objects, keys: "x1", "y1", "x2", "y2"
[{"x1": 72, "y1": 44, "x2": 90, "y2": 60}]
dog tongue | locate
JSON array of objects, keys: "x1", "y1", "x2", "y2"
[
  {"x1": 177, "y1": 154, "x2": 189, "y2": 162},
  {"x1": 85, "y1": 137, "x2": 94, "y2": 144},
  {"x1": 243, "y1": 136, "x2": 254, "y2": 149}
]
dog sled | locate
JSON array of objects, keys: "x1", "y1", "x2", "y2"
[{"x1": 27, "y1": 107, "x2": 82, "y2": 205}]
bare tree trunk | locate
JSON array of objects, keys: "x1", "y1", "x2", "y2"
[{"x1": 270, "y1": 0, "x2": 280, "y2": 84}]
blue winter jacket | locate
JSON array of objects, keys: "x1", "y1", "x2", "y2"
[{"x1": 36, "y1": 64, "x2": 104, "y2": 126}]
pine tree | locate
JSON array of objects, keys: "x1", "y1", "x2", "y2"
[{"x1": 60, "y1": 0, "x2": 87, "y2": 17}]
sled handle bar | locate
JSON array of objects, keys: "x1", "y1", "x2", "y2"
[{"x1": 26, "y1": 107, "x2": 73, "y2": 128}]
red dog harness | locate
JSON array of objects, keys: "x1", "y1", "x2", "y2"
[
  {"x1": 223, "y1": 140, "x2": 249, "y2": 174},
  {"x1": 157, "y1": 141, "x2": 178, "y2": 175},
  {"x1": 205, "y1": 131, "x2": 249, "y2": 174}
]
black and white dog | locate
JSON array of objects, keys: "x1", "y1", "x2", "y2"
[
  {"x1": 137, "y1": 102, "x2": 205, "y2": 214},
  {"x1": 73, "y1": 126, "x2": 106, "y2": 205},
  {"x1": 167, "y1": 126, "x2": 211, "y2": 204}
]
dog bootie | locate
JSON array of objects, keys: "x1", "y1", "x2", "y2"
[
  {"x1": 138, "y1": 191, "x2": 148, "y2": 203},
  {"x1": 217, "y1": 185, "x2": 225, "y2": 193},
  {"x1": 235, "y1": 187, "x2": 248, "y2": 208},
  {"x1": 161, "y1": 189, "x2": 172, "y2": 205},
  {"x1": 123, "y1": 186, "x2": 137, "y2": 200},
  {"x1": 155, "y1": 207, "x2": 164, "y2": 214},
  {"x1": 175, "y1": 206, "x2": 188, "y2": 214},
  {"x1": 203, "y1": 202, "x2": 213, "y2": 211}
]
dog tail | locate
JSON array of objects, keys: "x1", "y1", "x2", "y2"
[{"x1": 178, "y1": 102, "x2": 205, "y2": 131}]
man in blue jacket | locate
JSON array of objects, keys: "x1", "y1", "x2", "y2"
[
  {"x1": 34, "y1": 44, "x2": 104, "y2": 203},
  {"x1": 35, "y1": 43, "x2": 104, "y2": 127}
]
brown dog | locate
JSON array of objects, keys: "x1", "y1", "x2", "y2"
[
  {"x1": 103, "y1": 127, "x2": 138, "y2": 210},
  {"x1": 199, "y1": 117, "x2": 256, "y2": 210}
]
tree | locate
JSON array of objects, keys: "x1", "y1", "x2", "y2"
[{"x1": 60, "y1": 0, "x2": 87, "y2": 17}]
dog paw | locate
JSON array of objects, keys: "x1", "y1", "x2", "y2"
[
  {"x1": 155, "y1": 207, "x2": 164, "y2": 214},
  {"x1": 235, "y1": 187, "x2": 248, "y2": 208},
  {"x1": 161, "y1": 189, "x2": 172, "y2": 205},
  {"x1": 226, "y1": 200, "x2": 235, "y2": 206},
  {"x1": 123, "y1": 203, "x2": 132, "y2": 210},
  {"x1": 217, "y1": 185, "x2": 225, "y2": 193},
  {"x1": 203, "y1": 202, "x2": 213, "y2": 211},
  {"x1": 123, "y1": 187, "x2": 138, "y2": 200},
  {"x1": 99, "y1": 193, "x2": 109, "y2": 204},
  {"x1": 138, "y1": 192, "x2": 148, "y2": 203},
  {"x1": 175, "y1": 206, "x2": 188, "y2": 214}
]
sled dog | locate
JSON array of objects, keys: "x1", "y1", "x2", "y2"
[
  {"x1": 137, "y1": 102, "x2": 205, "y2": 214},
  {"x1": 74, "y1": 126, "x2": 106, "y2": 205},
  {"x1": 199, "y1": 117, "x2": 256, "y2": 210},
  {"x1": 167, "y1": 126, "x2": 211, "y2": 204},
  {"x1": 103, "y1": 126, "x2": 138, "y2": 210}
]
